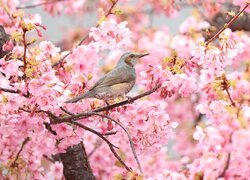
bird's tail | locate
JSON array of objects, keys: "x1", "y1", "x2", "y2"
[{"x1": 65, "y1": 91, "x2": 94, "y2": 103}]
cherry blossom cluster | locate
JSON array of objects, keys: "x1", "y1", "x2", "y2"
[{"x1": 0, "y1": 0, "x2": 250, "y2": 179}]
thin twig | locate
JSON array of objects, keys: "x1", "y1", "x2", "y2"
[
  {"x1": 17, "y1": 0, "x2": 68, "y2": 9},
  {"x1": 11, "y1": 137, "x2": 30, "y2": 167},
  {"x1": 103, "y1": 131, "x2": 118, "y2": 136},
  {"x1": 205, "y1": 3, "x2": 250, "y2": 45},
  {"x1": 60, "y1": 106, "x2": 75, "y2": 116},
  {"x1": 70, "y1": 120, "x2": 131, "y2": 171},
  {"x1": 44, "y1": 122, "x2": 57, "y2": 135},
  {"x1": 0, "y1": 87, "x2": 29, "y2": 98},
  {"x1": 225, "y1": 88, "x2": 236, "y2": 107},
  {"x1": 221, "y1": 75, "x2": 236, "y2": 107},
  {"x1": 91, "y1": 112, "x2": 143, "y2": 174},
  {"x1": 52, "y1": 0, "x2": 119, "y2": 68},
  {"x1": 71, "y1": 121, "x2": 119, "y2": 149}
]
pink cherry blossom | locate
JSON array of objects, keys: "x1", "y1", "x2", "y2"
[
  {"x1": 0, "y1": 0, "x2": 250, "y2": 179},
  {"x1": 90, "y1": 19, "x2": 132, "y2": 50}
]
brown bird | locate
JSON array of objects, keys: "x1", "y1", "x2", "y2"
[{"x1": 65, "y1": 52, "x2": 149, "y2": 103}]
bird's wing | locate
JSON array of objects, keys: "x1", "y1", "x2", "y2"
[
  {"x1": 89, "y1": 76, "x2": 106, "y2": 91},
  {"x1": 90, "y1": 66, "x2": 135, "y2": 90}
]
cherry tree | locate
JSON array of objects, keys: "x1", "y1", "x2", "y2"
[{"x1": 0, "y1": 0, "x2": 250, "y2": 179}]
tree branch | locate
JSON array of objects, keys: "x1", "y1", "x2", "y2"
[
  {"x1": 19, "y1": 84, "x2": 161, "y2": 173},
  {"x1": 102, "y1": 131, "x2": 118, "y2": 136},
  {"x1": 205, "y1": 3, "x2": 250, "y2": 45},
  {"x1": 60, "y1": 106, "x2": 75, "y2": 116},
  {"x1": 11, "y1": 137, "x2": 30, "y2": 167},
  {"x1": 0, "y1": 87, "x2": 29, "y2": 97},
  {"x1": 221, "y1": 74, "x2": 236, "y2": 107},
  {"x1": 56, "y1": 84, "x2": 161, "y2": 123},
  {"x1": 70, "y1": 120, "x2": 131, "y2": 172},
  {"x1": 90, "y1": 112, "x2": 143, "y2": 174},
  {"x1": 0, "y1": 87, "x2": 20, "y2": 94},
  {"x1": 225, "y1": 87, "x2": 236, "y2": 107}
]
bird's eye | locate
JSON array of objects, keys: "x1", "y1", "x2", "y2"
[{"x1": 130, "y1": 54, "x2": 135, "y2": 58}]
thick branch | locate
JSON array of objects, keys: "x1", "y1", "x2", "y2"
[{"x1": 59, "y1": 142, "x2": 95, "y2": 180}]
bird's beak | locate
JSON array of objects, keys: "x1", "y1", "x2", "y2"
[{"x1": 137, "y1": 53, "x2": 149, "y2": 58}]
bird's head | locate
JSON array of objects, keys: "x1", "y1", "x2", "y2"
[{"x1": 116, "y1": 52, "x2": 149, "y2": 67}]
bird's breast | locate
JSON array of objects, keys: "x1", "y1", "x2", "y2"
[{"x1": 95, "y1": 82, "x2": 135, "y2": 100}]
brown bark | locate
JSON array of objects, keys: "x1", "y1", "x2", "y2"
[
  {"x1": 0, "y1": 25, "x2": 10, "y2": 58},
  {"x1": 59, "y1": 142, "x2": 96, "y2": 180}
]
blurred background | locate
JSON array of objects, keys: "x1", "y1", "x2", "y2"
[{"x1": 23, "y1": 1, "x2": 192, "y2": 42}]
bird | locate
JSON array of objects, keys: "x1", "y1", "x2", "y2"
[{"x1": 65, "y1": 52, "x2": 149, "y2": 103}]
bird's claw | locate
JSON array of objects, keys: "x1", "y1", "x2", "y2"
[
  {"x1": 126, "y1": 96, "x2": 133, "y2": 103},
  {"x1": 105, "y1": 101, "x2": 110, "y2": 106}
]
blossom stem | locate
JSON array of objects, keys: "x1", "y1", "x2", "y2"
[
  {"x1": 225, "y1": 87, "x2": 236, "y2": 107},
  {"x1": 11, "y1": 137, "x2": 30, "y2": 167},
  {"x1": 221, "y1": 75, "x2": 236, "y2": 107},
  {"x1": 205, "y1": 3, "x2": 250, "y2": 45}
]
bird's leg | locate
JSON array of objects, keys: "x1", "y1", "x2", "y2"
[
  {"x1": 125, "y1": 95, "x2": 133, "y2": 103},
  {"x1": 104, "y1": 100, "x2": 110, "y2": 115},
  {"x1": 103, "y1": 100, "x2": 113, "y2": 130},
  {"x1": 105, "y1": 100, "x2": 110, "y2": 106}
]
